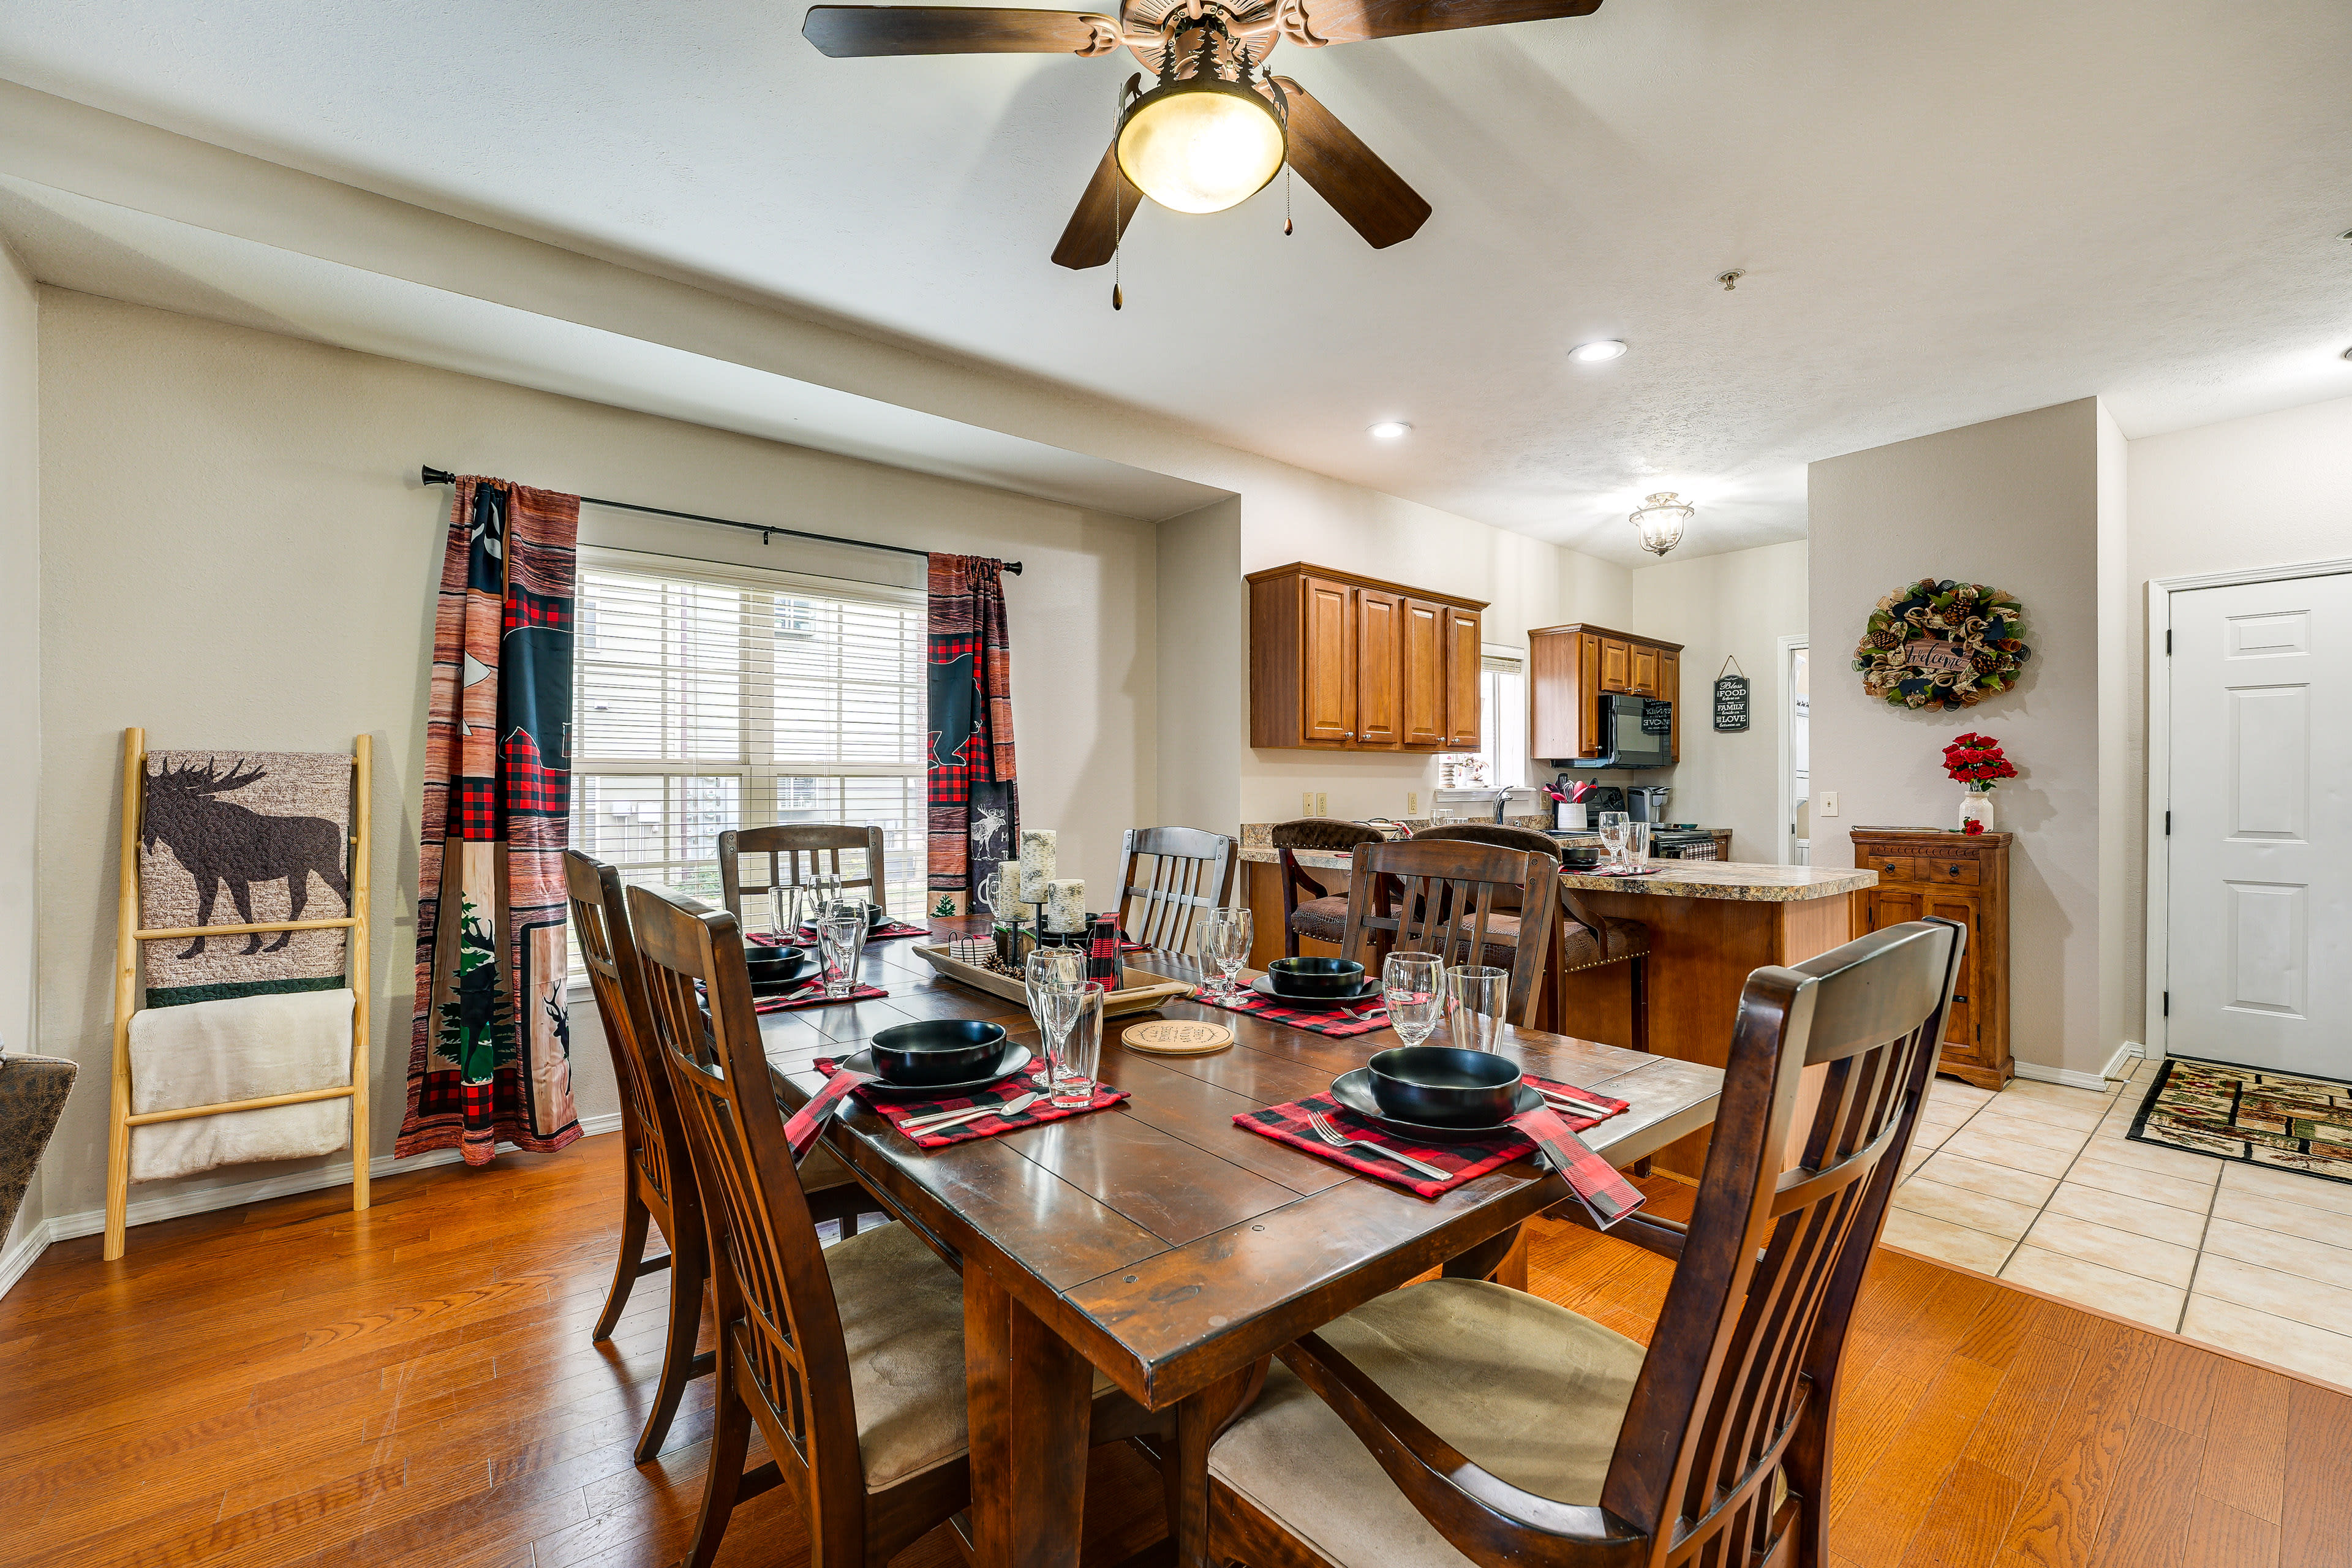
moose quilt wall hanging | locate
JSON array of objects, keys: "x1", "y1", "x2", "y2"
[{"x1": 138, "y1": 751, "x2": 354, "y2": 1007}]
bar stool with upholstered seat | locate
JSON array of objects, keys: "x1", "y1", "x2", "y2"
[
  {"x1": 1415, "y1": 822, "x2": 1654, "y2": 1052},
  {"x1": 1272, "y1": 818, "x2": 1388, "y2": 957}
]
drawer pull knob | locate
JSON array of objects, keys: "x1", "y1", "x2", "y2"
[{"x1": 1949, "y1": 864, "x2": 1964, "y2": 873}]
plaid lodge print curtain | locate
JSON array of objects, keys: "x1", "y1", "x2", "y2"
[
  {"x1": 925, "y1": 554, "x2": 1019, "y2": 916},
  {"x1": 396, "y1": 477, "x2": 583, "y2": 1167}
]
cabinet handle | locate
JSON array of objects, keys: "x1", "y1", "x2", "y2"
[{"x1": 1950, "y1": 864, "x2": 1964, "y2": 874}]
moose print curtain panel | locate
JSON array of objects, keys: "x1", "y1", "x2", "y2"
[
  {"x1": 925, "y1": 554, "x2": 1019, "y2": 917},
  {"x1": 396, "y1": 477, "x2": 582, "y2": 1166}
]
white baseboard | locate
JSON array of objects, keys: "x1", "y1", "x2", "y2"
[
  {"x1": 1, "y1": 1112, "x2": 622, "y2": 1300},
  {"x1": 2012, "y1": 1043, "x2": 2144, "y2": 1093}
]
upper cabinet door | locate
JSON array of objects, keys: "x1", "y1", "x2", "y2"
[
  {"x1": 1599, "y1": 638, "x2": 1632, "y2": 693},
  {"x1": 1355, "y1": 588, "x2": 1404, "y2": 748},
  {"x1": 1444, "y1": 608, "x2": 1482, "y2": 748},
  {"x1": 1301, "y1": 576, "x2": 1357, "y2": 746},
  {"x1": 1401, "y1": 599, "x2": 1446, "y2": 748},
  {"x1": 1629, "y1": 643, "x2": 1660, "y2": 696},
  {"x1": 1657, "y1": 650, "x2": 1679, "y2": 760}
]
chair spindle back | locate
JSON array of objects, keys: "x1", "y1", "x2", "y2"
[
  {"x1": 1117, "y1": 826, "x2": 1238, "y2": 954},
  {"x1": 718, "y1": 823, "x2": 891, "y2": 927},
  {"x1": 563, "y1": 851, "x2": 684, "y2": 1212},
  {"x1": 1339, "y1": 838, "x2": 1556, "y2": 1026}
]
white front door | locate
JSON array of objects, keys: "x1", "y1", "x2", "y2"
[{"x1": 2166, "y1": 571, "x2": 2352, "y2": 1077}]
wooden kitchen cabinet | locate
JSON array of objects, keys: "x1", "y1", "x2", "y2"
[
  {"x1": 1850, "y1": 829, "x2": 2012, "y2": 1089},
  {"x1": 1527, "y1": 622, "x2": 1684, "y2": 763},
  {"x1": 1444, "y1": 606, "x2": 1482, "y2": 748},
  {"x1": 1250, "y1": 564, "x2": 1488, "y2": 752}
]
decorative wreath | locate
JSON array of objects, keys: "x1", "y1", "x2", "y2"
[{"x1": 1853, "y1": 578, "x2": 2030, "y2": 710}]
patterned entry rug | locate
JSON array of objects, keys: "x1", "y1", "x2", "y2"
[{"x1": 2128, "y1": 1056, "x2": 2352, "y2": 1186}]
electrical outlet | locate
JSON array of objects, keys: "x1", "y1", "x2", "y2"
[
  {"x1": 1819, "y1": 791, "x2": 1839, "y2": 818},
  {"x1": 1406, "y1": 791, "x2": 1419, "y2": 815},
  {"x1": 1302, "y1": 791, "x2": 1316, "y2": 815},
  {"x1": 1315, "y1": 792, "x2": 1329, "y2": 816}
]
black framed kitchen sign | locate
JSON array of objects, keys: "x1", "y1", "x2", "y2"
[{"x1": 1714, "y1": 657, "x2": 1751, "y2": 732}]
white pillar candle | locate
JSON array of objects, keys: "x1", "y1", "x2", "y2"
[
  {"x1": 997, "y1": 859, "x2": 1024, "y2": 918},
  {"x1": 1045, "y1": 878, "x2": 1087, "y2": 933},
  {"x1": 1018, "y1": 830, "x2": 1058, "y2": 904}
]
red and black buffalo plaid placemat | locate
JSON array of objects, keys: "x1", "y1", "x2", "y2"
[
  {"x1": 1234, "y1": 1074, "x2": 1643, "y2": 1225},
  {"x1": 1191, "y1": 986, "x2": 1391, "y2": 1038},
  {"x1": 780, "y1": 920, "x2": 932, "y2": 944},
  {"x1": 802, "y1": 1058, "x2": 1129, "y2": 1148}
]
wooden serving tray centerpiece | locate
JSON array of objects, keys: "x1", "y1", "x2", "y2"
[{"x1": 911, "y1": 944, "x2": 1196, "y2": 1018}]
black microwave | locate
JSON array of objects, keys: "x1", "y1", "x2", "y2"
[{"x1": 1564, "y1": 695, "x2": 1673, "y2": 770}]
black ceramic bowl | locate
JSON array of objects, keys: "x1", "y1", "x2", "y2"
[
  {"x1": 744, "y1": 945, "x2": 807, "y2": 986},
  {"x1": 1266, "y1": 956, "x2": 1368, "y2": 998},
  {"x1": 867, "y1": 1020, "x2": 1008, "y2": 1086},
  {"x1": 1366, "y1": 1046, "x2": 1525, "y2": 1127},
  {"x1": 1559, "y1": 845, "x2": 1604, "y2": 870}
]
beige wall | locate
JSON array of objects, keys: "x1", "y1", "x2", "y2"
[
  {"x1": 1810, "y1": 399, "x2": 2114, "y2": 1077},
  {"x1": 2122, "y1": 394, "x2": 2352, "y2": 1046},
  {"x1": 1628, "y1": 540, "x2": 1809, "y2": 861},
  {"x1": 1158, "y1": 497, "x2": 1243, "y2": 838},
  {"x1": 32, "y1": 289, "x2": 1157, "y2": 1227},
  {"x1": 0, "y1": 240, "x2": 40, "y2": 1268}
]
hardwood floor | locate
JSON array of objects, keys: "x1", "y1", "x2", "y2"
[{"x1": 5, "y1": 1135, "x2": 2345, "y2": 1568}]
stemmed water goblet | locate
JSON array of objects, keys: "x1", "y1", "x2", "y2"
[
  {"x1": 1381, "y1": 952, "x2": 1446, "y2": 1049},
  {"x1": 1200, "y1": 907, "x2": 1252, "y2": 1000},
  {"x1": 1596, "y1": 812, "x2": 1631, "y2": 871},
  {"x1": 1025, "y1": 946, "x2": 1085, "y2": 1090}
]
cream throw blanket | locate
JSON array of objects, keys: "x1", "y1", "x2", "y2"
[{"x1": 129, "y1": 989, "x2": 356, "y2": 1182}]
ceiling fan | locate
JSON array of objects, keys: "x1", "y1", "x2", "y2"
[{"x1": 803, "y1": 0, "x2": 1605, "y2": 268}]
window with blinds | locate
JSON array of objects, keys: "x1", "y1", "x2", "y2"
[{"x1": 568, "y1": 548, "x2": 929, "y2": 935}]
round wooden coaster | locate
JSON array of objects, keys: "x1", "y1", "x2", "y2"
[{"x1": 1121, "y1": 1019, "x2": 1235, "y2": 1056}]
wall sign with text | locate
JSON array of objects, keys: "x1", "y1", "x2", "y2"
[{"x1": 1713, "y1": 671, "x2": 1750, "y2": 731}]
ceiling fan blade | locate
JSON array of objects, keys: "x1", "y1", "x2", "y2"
[
  {"x1": 1052, "y1": 143, "x2": 1144, "y2": 269},
  {"x1": 803, "y1": 6, "x2": 1121, "y2": 57},
  {"x1": 1278, "y1": 0, "x2": 1601, "y2": 48},
  {"x1": 1273, "y1": 78, "x2": 1431, "y2": 249}
]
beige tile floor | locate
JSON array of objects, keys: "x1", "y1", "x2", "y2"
[{"x1": 1884, "y1": 1056, "x2": 2352, "y2": 1387}]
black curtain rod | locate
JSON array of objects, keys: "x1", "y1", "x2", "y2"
[{"x1": 419, "y1": 466, "x2": 1021, "y2": 574}]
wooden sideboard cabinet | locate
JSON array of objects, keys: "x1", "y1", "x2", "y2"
[
  {"x1": 1850, "y1": 828, "x2": 2013, "y2": 1089},
  {"x1": 1528, "y1": 623, "x2": 1684, "y2": 763},
  {"x1": 1249, "y1": 564, "x2": 1486, "y2": 752}
]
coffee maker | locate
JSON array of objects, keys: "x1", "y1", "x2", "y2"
[{"x1": 1627, "y1": 786, "x2": 1672, "y2": 825}]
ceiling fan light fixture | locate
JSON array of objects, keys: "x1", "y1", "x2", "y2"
[
  {"x1": 1629, "y1": 492, "x2": 1692, "y2": 557},
  {"x1": 1116, "y1": 76, "x2": 1287, "y2": 215},
  {"x1": 1570, "y1": 339, "x2": 1629, "y2": 363}
]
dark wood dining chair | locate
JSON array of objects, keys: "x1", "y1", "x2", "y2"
[
  {"x1": 1118, "y1": 825, "x2": 1238, "y2": 954},
  {"x1": 1202, "y1": 918, "x2": 1966, "y2": 1568},
  {"x1": 626, "y1": 883, "x2": 1170, "y2": 1568},
  {"x1": 1416, "y1": 823, "x2": 1654, "y2": 1052},
  {"x1": 1335, "y1": 837, "x2": 1559, "y2": 1027},
  {"x1": 1271, "y1": 818, "x2": 1387, "y2": 956},
  {"x1": 719, "y1": 823, "x2": 892, "y2": 925},
  {"x1": 564, "y1": 851, "x2": 868, "y2": 1463}
]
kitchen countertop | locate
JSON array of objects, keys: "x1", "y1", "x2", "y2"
[{"x1": 1237, "y1": 840, "x2": 1875, "y2": 902}]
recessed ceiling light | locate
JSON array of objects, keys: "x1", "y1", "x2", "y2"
[
  {"x1": 1569, "y1": 339, "x2": 1628, "y2": 363},
  {"x1": 1368, "y1": 421, "x2": 1412, "y2": 439}
]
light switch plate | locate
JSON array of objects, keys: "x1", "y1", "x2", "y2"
[
  {"x1": 1820, "y1": 791, "x2": 1839, "y2": 817},
  {"x1": 1315, "y1": 792, "x2": 1328, "y2": 816},
  {"x1": 1406, "y1": 791, "x2": 1418, "y2": 815},
  {"x1": 1302, "y1": 791, "x2": 1315, "y2": 815}
]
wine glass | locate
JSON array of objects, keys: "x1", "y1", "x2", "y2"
[
  {"x1": 1446, "y1": 966, "x2": 1509, "y2": 1053},
  {"x1": 1596, "y1": 812, "x2": 1630, "y2": 870},
  {"x1": 1200, "y1": 907, "x2": 1252, "y2": 999},
  {"x1": 1381, "y1": 952, "x2": 1445, "y2": 1049},
  {"x1": 1025, "y1": 946, "x2": 1085, "y2": 1091}
]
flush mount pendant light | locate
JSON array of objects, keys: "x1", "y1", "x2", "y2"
[
  {"x1": 1629, "y1": 491, "x2": 1693, "y2": 557},
  {"x1": 1115, "y1": 12, "x2": 1286, "y2": 214}
]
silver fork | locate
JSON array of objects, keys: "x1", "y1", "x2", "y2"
[{"x1": 1305, "y1": 1109, "x2": 1450, "y2": 1182}]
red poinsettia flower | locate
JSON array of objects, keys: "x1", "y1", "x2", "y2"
[{"x1": 1942, "y1": 732, "x2": 2015, "y2": 787}]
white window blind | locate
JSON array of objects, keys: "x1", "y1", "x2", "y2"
[{"x1": 568, "y1": 548, "x2": 929, "y2": 936}]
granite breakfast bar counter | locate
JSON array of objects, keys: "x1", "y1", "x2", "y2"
[{"x1": 1238, "y1": 841, "x2": 1875, "y2": 1178}]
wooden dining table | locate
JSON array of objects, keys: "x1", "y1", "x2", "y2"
[{"x1": 761, "y1": 917, "x2": 1724, "y2": 1568}]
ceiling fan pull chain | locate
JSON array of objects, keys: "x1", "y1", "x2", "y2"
[
  {"x1": 1111, "y1": 78, "x2": 1126, "y2": 311},
  {"x1": 1284, "y1": 164, "x2": 1294, "y2": 235}
]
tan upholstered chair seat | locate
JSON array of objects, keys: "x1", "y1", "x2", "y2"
[
  {"x1": 1287, "y1": 895, "x2": 1352, "y2": 945},
  {"x1": 1562, "y1": 914, "x2": 1650, "y2": 972},
  {"x1": 1207, "y1": 1280, "x2": 1645, "y2": 1568},
  {"x1": 827, "y1": 1221, "x2": 1120, "y2": 1494}
]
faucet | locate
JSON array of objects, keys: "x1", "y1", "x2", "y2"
[{"x1": 1492, "y1": 788, "x2": 1513, "y2": 824}]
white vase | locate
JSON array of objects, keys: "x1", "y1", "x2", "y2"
[{"x1": 1958, "y1": 788, "x2": 1996, "y2": 833}]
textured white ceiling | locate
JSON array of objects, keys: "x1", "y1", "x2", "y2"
[{"x1": 2, "y1": 0, "x2": 2348, "y2": 564}]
